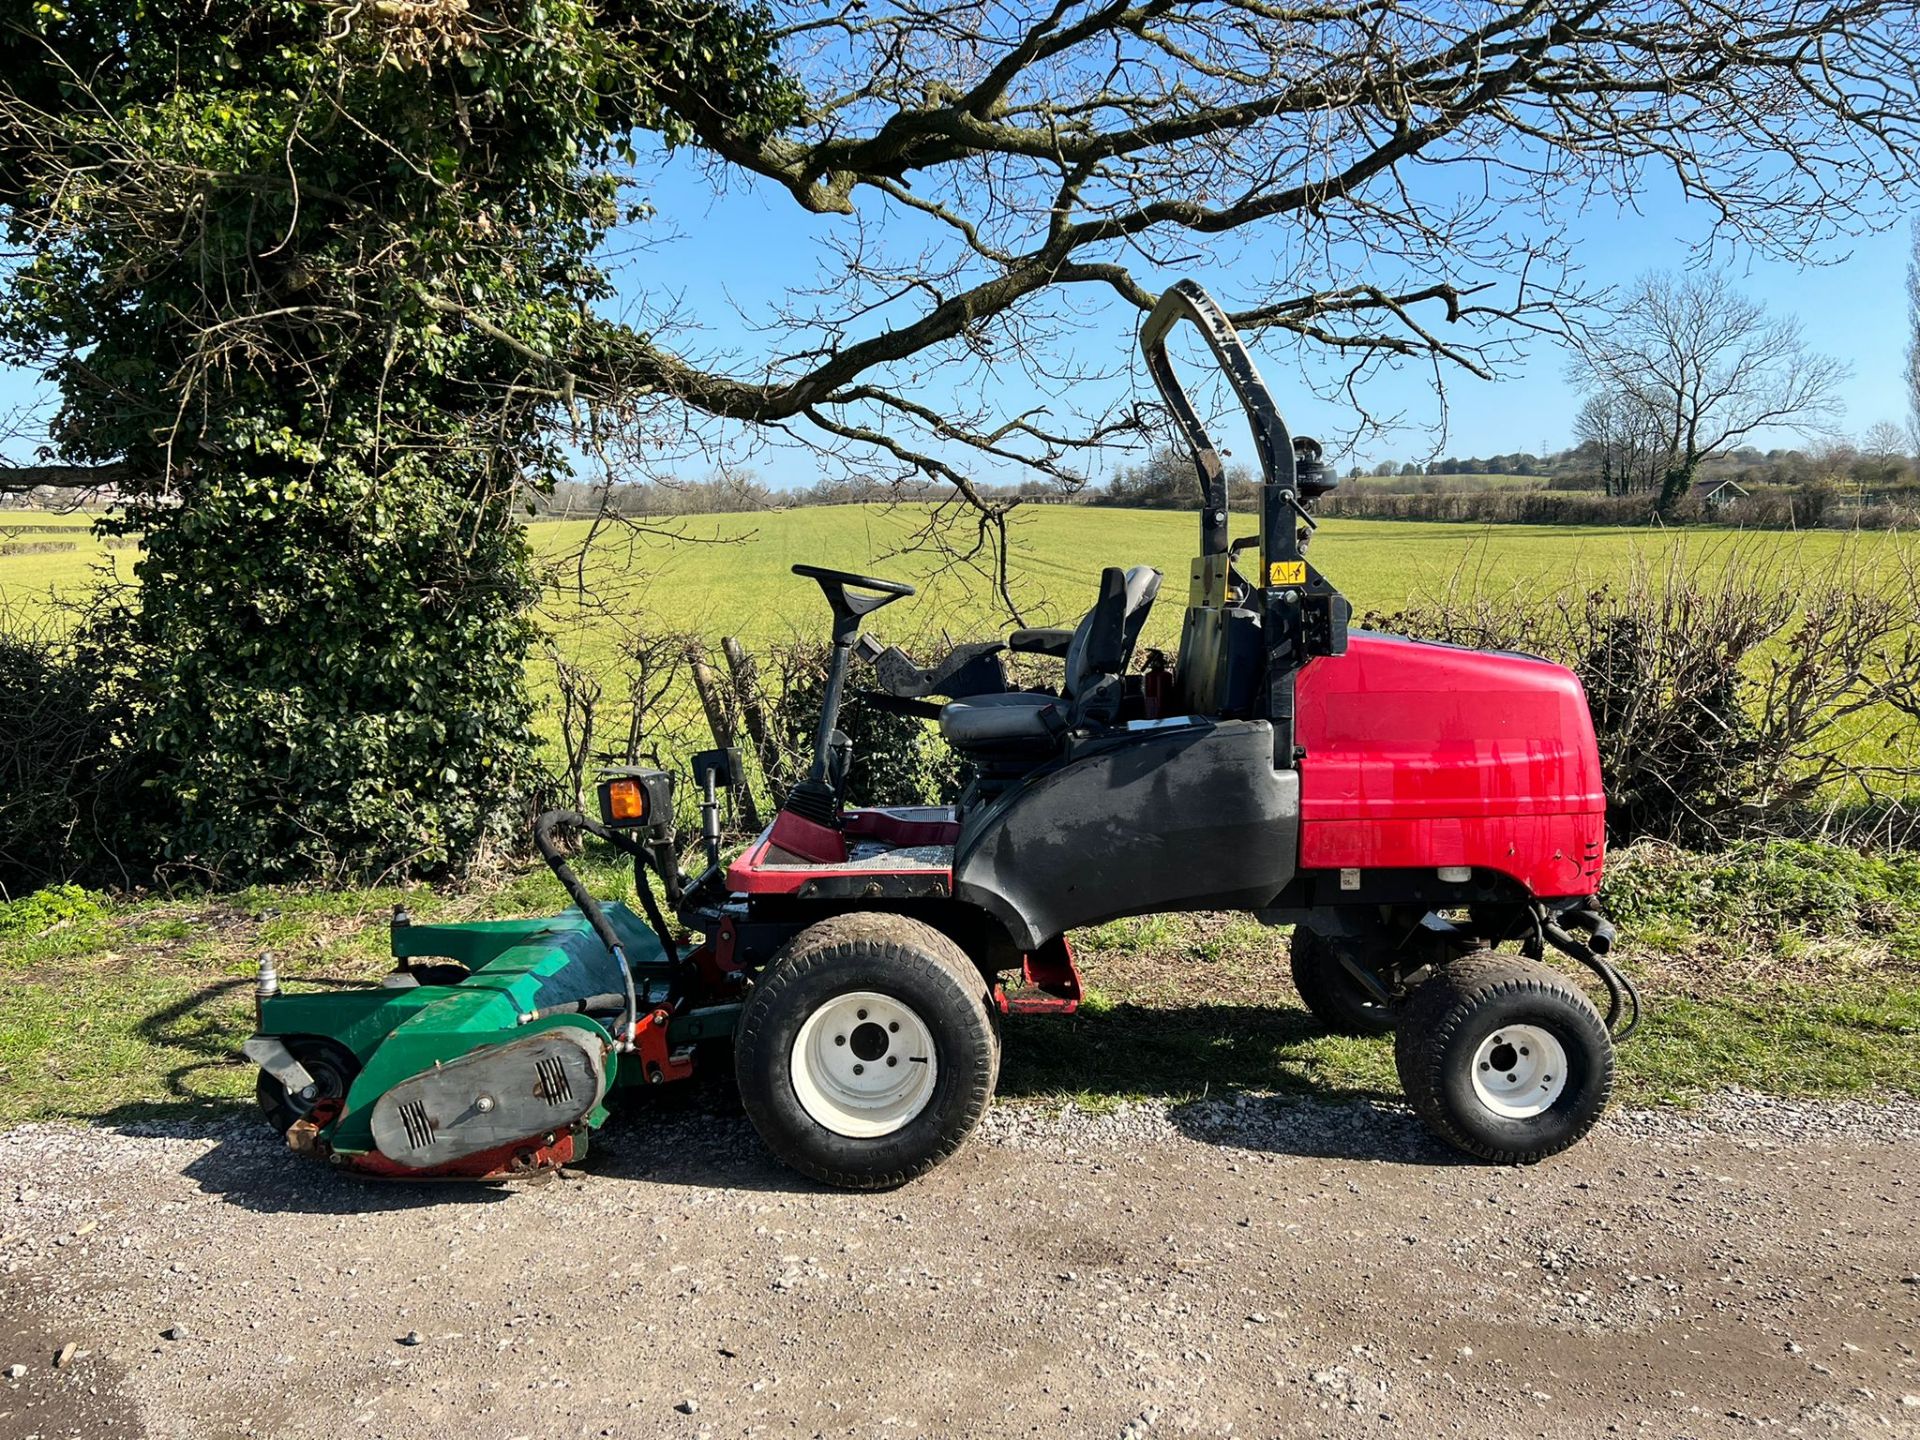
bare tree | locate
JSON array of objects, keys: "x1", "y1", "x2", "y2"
[
  {"x1": 1861, "y1": 420, "x2": 1911, "y2": 463},
  {"x1": 577, "y1": 0, "x2": 1920, "y2": 523},
  {"x1": 11, "y1": 0, "x2": 1920, "y2": 507},
  {"x1": 1572, "y1": 389, "x2": 1663, "y2": 496},
  {"x1": 1569, "y1": 273, "x2": 1846, "y2": 515}
]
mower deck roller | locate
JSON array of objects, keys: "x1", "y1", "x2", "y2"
[{"x1": 249, "y1": 280, "x2": 1632, "y2": 1186}]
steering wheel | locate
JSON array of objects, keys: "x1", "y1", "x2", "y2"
[{"x1": 792, "y1": 564, "x2": 916, "y2": 638}]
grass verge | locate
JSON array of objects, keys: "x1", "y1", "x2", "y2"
[{"x1": 1, "y1": 840, "x2": 1915, "y2": 1131}]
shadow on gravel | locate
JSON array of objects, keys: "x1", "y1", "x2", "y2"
[
  {"x1": 591, "y1": 1102, "x2": 812, "y2": 1194},
  {"x1": 156, "y1": 1119, "x2": 525, "y2": 1214},
  {"x1": 106, "y1": 1079, "x2": 799, "y2": 1211},
  {"x1": 1165, "y1": 1093, "x2": 1463, "y2": 1166},
  {"x1": 998, "y1": 1001, "x2": 1468, "y2": 1166},
  {"x1": 89, "y1": 991, "x2": 1451, "y2": 1207}
]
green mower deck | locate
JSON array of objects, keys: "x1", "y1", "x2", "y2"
[{"x1": 250, "y1": 904, "x2": 737, "y2": 1179}]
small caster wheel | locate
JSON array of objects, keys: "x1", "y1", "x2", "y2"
[
  {"x1": 255, "y1": 1036, "x2": 361, "y2": 1136},
  {"x1": 1289, "y1": 926, "x2": 1399, "y2": 1035},
  {"x1": 1394, "y1": 953, "x2": 1613, "y2": 1163}
]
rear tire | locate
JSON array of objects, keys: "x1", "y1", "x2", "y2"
[
  {"x1": 1394, "y1": 954, "x2": 1613, "y2": 1163},
  {"x1": 734, "y1": 913, "x2": 999, "y2": 1189},
  {"x1": 1290, "y1": 927, "x2": 1398, "y2": 1035}
]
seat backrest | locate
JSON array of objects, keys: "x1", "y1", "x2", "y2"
[
  {"x1": 1173, "y1": 602, "x2": 1264, "y2": 716},
  {"x1": 1065, "y1": 565, "x2": 1161, "y2": 698}
]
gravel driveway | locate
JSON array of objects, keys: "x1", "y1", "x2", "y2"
[{"x1": 3, "y1": 1090, "x2": 1918, "y2": 1440}]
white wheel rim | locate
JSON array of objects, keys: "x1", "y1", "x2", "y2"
[
  {"x1": 1469, "y1": 1023, "x2": 1568, "y2": 1119},
  {"x1": 790, "y1": 991, "x2": 938, "y2": 1138}
]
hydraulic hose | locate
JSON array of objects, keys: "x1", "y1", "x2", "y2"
[
  {"x1": 1600, "y1": 956, "x2": 1643, "y2": 1043},
  {"x1": 519, "y1": 993, "x2": 629, "y2": 1025},
  {"x1": 1542, "y1": 918, "x2": 1642, "y2": 1042},
  {"x1": 533, "y1": 809, "x2": 679, "y2": 1047}
]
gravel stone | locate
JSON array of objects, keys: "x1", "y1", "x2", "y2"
[{"x1": 1, "y1": 1089, "x2": 1915, "y2": 1439}]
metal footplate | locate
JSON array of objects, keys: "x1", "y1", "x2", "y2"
[
  {"x1": 369, "y1": 1029, "x2": 607, "y2": 1170},
  {"x1": 995, "y1": 937, "x2": 1084, "y2": 1016}
]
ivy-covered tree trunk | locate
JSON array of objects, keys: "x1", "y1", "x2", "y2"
[
  {"x1": 100, "y1": 470, "x2": 540, "y2": 878},
  {"x1": 1656, "y1": 454, "x2": 1700, "y2": 516}
]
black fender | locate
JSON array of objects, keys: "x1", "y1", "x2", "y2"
[{"x1": 952, "y1": 718, "x2": 1299, "y2": 951}]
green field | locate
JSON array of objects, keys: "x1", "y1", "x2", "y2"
[
  {"x1": 6, "y1": 504, "x2": 1915, "y2": 774},
  {"x1": 8, "y1": 503, "x2": 1909, "y2": 641},
  {"x1": 3, "y1": 508, "x2": 1917, "y2": 1128},
  {"x1": 524, "y1": 505, "x2": 1914, "y2": 653}
]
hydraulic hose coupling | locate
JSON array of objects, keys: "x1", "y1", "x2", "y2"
[{"x1": 254, "y1": 951, "x2": 280, "y2": 1027}]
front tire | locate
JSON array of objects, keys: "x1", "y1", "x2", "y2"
[
  {"x1": 734, "y1": 913, "x2": 999, "y2": 1189},
  {"x1": 1394, "y1": 954, "x2": 1613, "y2": 1163},
  {"x1": 1290, "y1": 926, "x2": 1398, "y2": 1035}
]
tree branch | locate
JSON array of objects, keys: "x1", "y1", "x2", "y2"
[{"x1": 0, "y1": 461, "x2": 141, "y2": 494}]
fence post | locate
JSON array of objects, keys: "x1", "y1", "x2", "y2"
[
  {"x1": 687, "y1": 641, "x2": 763, "y2": 831},
  {"x1": 721, "y1": 636, "x2": 780, "y2": 794}
]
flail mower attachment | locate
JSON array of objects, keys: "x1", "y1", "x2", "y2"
[{"x1": 248, "y1": 899, "x2": 660, "y2": 1179}]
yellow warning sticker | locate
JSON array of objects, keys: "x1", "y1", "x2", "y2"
[{"x1": 1269, "y1": 560, "x2": 1306, "y2": 586}]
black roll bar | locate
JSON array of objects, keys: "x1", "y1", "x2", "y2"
[
  {"x1": 1140, "y1": 280, "x2": 1348, "y2": 765},
  {"x1": 1139, "y1": 279, "x2": 1297, "y2": 559}
]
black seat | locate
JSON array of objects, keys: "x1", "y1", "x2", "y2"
[
  {"x1": 939, "y1": 691, "x2": 1067, "y2": 755},
  {"x1": 939, "y1": 565, "x2": 1161, "y2": 757}
]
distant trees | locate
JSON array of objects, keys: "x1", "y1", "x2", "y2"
[
  {"x1": 1094, "y1": 448, "x2": 1257, "y2": 511},
  {"x1": 1572, "y1": 391, "x2": 1664, "y2": 496},
  {"x1": 1348, "y1": 453, "x2": 1546, "y2": 481},
  {"x1": 1569, "y1": 273, "x2": 1847, "y2": 514},
  {"x1": 530, "y1": 469, "x2": 1086, "y2": 517}
]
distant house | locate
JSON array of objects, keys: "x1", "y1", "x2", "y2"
[{"x1": 1688, "y1": 477, "x2": 1749, "y2": 511}]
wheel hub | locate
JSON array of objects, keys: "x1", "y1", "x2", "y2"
[
  {"x1": 1469, "y1": 1023, "x2": 1567, "y2": 1119},
  {"x1": 849, "y1": 1021, "x2": 890, "y2": 1062},
  {"x1": 287, "y1": 1053, "x2": 350, "y2": 1117},
  {"x1": 791, "y1": 991, "x2": 937, "y2": 1138}
]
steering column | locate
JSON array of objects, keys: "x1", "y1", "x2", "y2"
[{"x1": 779, "y1": 564, "x2": 916, "y2": 832}]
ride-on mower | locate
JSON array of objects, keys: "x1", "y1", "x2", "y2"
[{"x1": 246, "y1": 280, "x2": 1636, "y2": 1188}]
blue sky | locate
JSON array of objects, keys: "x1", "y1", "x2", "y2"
[
  {"x1": 599, "y1": 153, "x2": 1917, "y2": 482},
  {"x1": 5, "y1": 143, "x2": 1910, "y2": 486}
]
